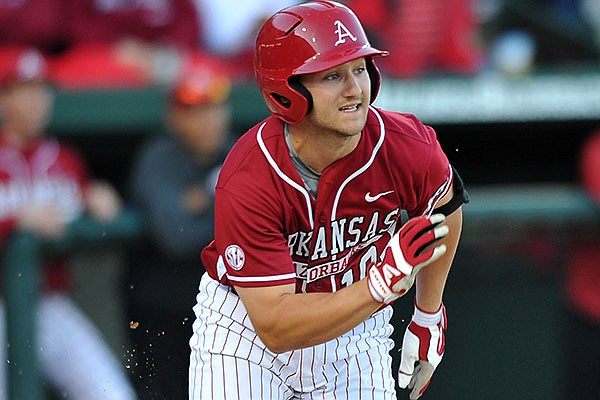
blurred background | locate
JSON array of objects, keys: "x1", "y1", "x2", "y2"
[{"x1": 1, "y1": 0, "x2": 600, "y2": 399}]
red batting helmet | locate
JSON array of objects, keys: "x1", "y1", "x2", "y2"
[{"x1": 255, "y1": 1, "x2": 388, "y2": 124}]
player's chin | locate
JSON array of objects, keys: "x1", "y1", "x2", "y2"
[{"x1": 339, "y1": 108, "x2": 368, "y2": 132}]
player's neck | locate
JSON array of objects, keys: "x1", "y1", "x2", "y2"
[
  {"x1": 0, "y1": 126, "x2": 41, "y2": 151},
  {"x1": 288, "y1": 124, "x2": 361, "y2": 173}
]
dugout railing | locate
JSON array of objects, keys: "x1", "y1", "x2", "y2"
[{"x1": 3, "y1": 209, "x2": 144, "y2": 400}]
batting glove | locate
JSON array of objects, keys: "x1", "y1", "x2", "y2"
[
  {"x1": 398, "y1": 304, "x2": 447, "y2": 400},
  {"x1": 367, "y1": 214, "x2": 448, "y2": 305}
]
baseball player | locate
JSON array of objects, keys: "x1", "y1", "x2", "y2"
[
  {"x1": 0, "y1": 46, "x2": 136, "y2": 400},
  {"x1": 188, "y1": 2, "x2": 468, "y2": 399}
]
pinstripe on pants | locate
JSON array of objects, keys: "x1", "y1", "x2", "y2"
[{"x1": 189, "y1": 273, "x2": 397, "y2": 399}]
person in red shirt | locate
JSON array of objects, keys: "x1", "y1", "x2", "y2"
[
  {"x1": 0, "y1": 46, "x2": 136, "y2": 400},
  {"x1": 188, "y1": 2, "x2": 468, "y2": 399}
]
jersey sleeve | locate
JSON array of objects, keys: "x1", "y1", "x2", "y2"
[
  {"x1": 404, "y1": 120, "x2": 453, "y2": 218},
  {"x1": 57, "y1": 143, "x2": 93, "y2": 217},
  {"x1": 419, "y1": 128, "x2": 453, "y2": 216},
  {"x1": 210, "y1": 184, "x2": 296, "y2": 288},
  {"x1": 61, "y1": 144, "x2": 90, "y2": 188}
]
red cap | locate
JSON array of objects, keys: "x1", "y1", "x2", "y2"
[
  {"x1": 0, "y1": 46, "x2": 48, "y2": 86},
  {"x1": 170, "y1": 56, "x2": 231, "y2": 106}
]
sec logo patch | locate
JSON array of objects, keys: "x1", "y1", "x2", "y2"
[{"x1": 225, "y1": 245, "x2": 245, "y2": 271}]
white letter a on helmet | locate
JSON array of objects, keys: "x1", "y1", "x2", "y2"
[{"x1": 334, "y1": 20, "x2": 357, "y2": 46}]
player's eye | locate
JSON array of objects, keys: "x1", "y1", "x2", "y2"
[{"x1": 325, "y1": 72, "x2": 340, "y2": 81}]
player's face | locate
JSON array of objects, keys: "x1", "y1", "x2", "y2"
[
  {"x1": 0, "y1": 81, "x2": 53, "y2": 141},
  {"x1": 299, "y1": 58, "x2": 370, "y2": 137},
  {"x1": 169, "y1": 102, "x2": 230, "y2": 158}
]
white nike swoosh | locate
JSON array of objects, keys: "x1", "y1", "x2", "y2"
[{"x1": 365, "y1": 190, "x2": 394, "y2": 202}]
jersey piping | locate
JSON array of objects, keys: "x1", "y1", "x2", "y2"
[
  {"x1": 256, "y1": 122, "x2": 315, "y2": 229},
  {"x1": 331, "y1": 105, "x2": 386, "y2": 220},
  {"x1": 423, "y1": 164, "x2": 453, "y2": 216}
]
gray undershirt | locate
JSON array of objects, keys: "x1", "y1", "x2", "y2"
[{"x1": 285, "y1": 123, "x2": 321, "y2": 198}]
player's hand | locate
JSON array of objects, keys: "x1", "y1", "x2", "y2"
[
  {"x1": 367, "y1": 214, "x2": 448, "y2": 304},
  {"x1": 18, "y1": 204, "x2": 68, "y2": 239},
  {"x1": 398, "y1": 304, "x2": 447, "y2": 400},
  {"x1": 85, "y1": 180, "x2": 123, "y2": 222}
]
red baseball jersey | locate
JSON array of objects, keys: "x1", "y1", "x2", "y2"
[
  {"x1": 0, "y1": 136, "x2": 90, "y2": 290},
  {"x1": 202, "y1": 106, "x2": 453, "y2": 293}
]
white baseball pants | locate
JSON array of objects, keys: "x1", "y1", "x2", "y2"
[{"x1": 189, "y1": 273, "x2": 397, "y2": 400}]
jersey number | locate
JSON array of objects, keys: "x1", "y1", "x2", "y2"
[{"x1": 340, "y1": 245, "x2": 378, "y2": 287}]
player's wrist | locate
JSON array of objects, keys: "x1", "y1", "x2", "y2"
[
  {"x1": 367, "y1": 267, "x2": 399, "y2": 304},
  {"x1": 412, "y1": 302, "x2": 444, "y2": 326}
]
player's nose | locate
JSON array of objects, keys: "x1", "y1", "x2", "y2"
[{"x1": 342, "y1": 74, "x2": 363, "y2": 98}]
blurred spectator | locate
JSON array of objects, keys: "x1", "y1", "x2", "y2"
[
  {"x1": 563, "y1": 129, "x2": 600, "y2": 399},
  {"x1": 49, "y1": 0, "x2": 201, "y2": 88},
  {"x1": 343, "y1": 0, "x2": 484, "y2": 78},
  {"x1": 125, "y1": 55, "x2": 233, "y2": 399},
  {"x1": 191, "y1": 0, "x2": 303, "y2": 80},
  {"x1": 483, "y1": 0, "x2": 600, "y2": 72},
  {"x1": 0, "y1": 0, "x2": 68, "y2": 54},
  {"x1": 488, "y1": 28, "x2": 536, "y2": 76},
  {"x1": 68, "y1": 0, "x2": 199, "y2": 48},
  {"x1": 0, "y1": 47, "x2": 136, "y2": 400}
]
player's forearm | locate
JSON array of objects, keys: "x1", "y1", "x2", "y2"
[
  {"x1": 415, "y1": 207, "x2": 463, "y2": 312},
  {"x1": 236, "y1": 280, "x2": 381, "y2": 353}
]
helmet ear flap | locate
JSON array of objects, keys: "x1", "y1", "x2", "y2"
[
  {"x1": 366, "y1": 57, "x2": 382, "y2": 103},
  {"x1": 289, "y1": 77, "x2": 313, "y2": 116},
  {"x1": 263, "y1": 79, "x2": 311, "y2": 125}
]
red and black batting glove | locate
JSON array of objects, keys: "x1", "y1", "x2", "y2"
[
  {"x1": 398, "y1": 303, "x2": 447, "y2": 400},
  {"x1": 367, "y1": 214, "x2": 448, "y2": 305}
]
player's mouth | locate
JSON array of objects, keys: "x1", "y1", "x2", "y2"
[{"x1": 339, "y1": 102, "x2": 361, "y2": 113}]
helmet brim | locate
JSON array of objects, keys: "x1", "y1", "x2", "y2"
[{"x1": 292, "y1": 46, "x2": 388, "y2": 76}]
